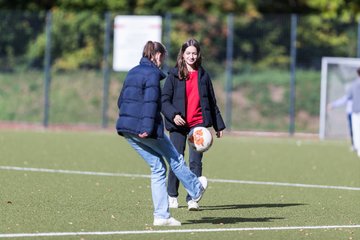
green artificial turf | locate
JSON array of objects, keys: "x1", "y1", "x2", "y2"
[{"x1": 0, "y1": 130, "x2": 359, "y2": 240}]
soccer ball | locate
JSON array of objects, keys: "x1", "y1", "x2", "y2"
[{"x1": 187, "y1": 127, "x2": 213, "y2": 153}]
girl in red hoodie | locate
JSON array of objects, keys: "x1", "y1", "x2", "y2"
[{"x1": 162, "y1": 39, "x2": 226, "y2": 210}]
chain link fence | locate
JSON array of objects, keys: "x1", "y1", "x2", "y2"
[{"x1": 0, "y1": 10, "x2": 359, "y2": 134}]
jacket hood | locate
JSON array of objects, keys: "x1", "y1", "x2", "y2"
[
  {"x1": 168, "y1": 67, "x2": 179, "y2": 77},
  {"x1": 140, "y1": 57, "x2": 166, "y2": 80}
]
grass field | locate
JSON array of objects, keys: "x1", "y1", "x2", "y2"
[{"x1": 0, "y1": 129, "x2": 359, "y2": 240}]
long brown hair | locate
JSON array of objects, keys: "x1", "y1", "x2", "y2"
[
  {"x1": 142, "y1": 41, "x2": 167, "y2": 64},
  {"x1": 176, "y1": 39, "x2": 202, "y2": 80}
]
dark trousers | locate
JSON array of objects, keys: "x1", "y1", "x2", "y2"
[
  {"x1": 167, "y1": 129, "x2": 203, "y2": 202},
  {"x1": 348, "y1": 113, "x2": 354, "y2": 147}
]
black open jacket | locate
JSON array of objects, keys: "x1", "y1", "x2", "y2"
[{"x1": 161, "y1": 66, "x2": 226, "y2": 132}]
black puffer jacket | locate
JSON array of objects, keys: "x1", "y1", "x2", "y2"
[{"x1": 161, "y1": 66, "x2": 226, "y2": 132}]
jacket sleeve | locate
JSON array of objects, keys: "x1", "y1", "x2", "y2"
[
  {"x1": 161, "y1": 74, "x2": 181, "y2": 122},
  {"x1": 141, "y1": 72, "x2": 160, "y2": 134},
  {"x1": 330, "y1": 95, "x2": 350, "y2": 108},
  {"x1": 207, "y1": 74, "x2": 226, "y2": 132},
  {"x1": 117, "y1": 83, "x2": 125, "y2": 110}
]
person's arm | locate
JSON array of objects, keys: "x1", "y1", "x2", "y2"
[
  {"x1": 117, "y1": 80, "x2": 126, "y2": 110},
  {"x1": 329, "y1": 95, "x2": 349, "y2": 109},
  {"x1": 161, "y1": 74, "x2": 183, "y2": 123},
  {"x1": 141, "y1": 72, "x2": 161, "y2": 136},
  {"x1": 206, "y1": 73, "x2": 226, "y2": 133}
]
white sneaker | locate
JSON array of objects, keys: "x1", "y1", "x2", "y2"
[
  {"x1": 199, "y1": 176, "x2": 208, "y2": 189},
  {"x1": 187, "y1": 200, "x2": 199, "y2": 211},
  {"x1": 153, "y1": 217, "x2": 181, "y2": 226},
  {"x1": 192, "y1": 176, "x2": 208, "y2": 202},
  {"x1": 168, "y1": 196, "x2": 179, "y2": 208}
]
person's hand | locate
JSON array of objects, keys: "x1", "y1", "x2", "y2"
[
  {"x1": 216, "y1": 130, "x2": 223, "y2": 138},
  {"x1": 138, "y1": 132, "x2": 149, "y2": 138},
  {"x1": 173, "y1": 114, "x2": 186, "y2": 126}
]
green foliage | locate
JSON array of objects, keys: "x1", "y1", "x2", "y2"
[
  {"x1": 307, "y1": 0, "x2": 353, "y2": 21},
  {"x1": 232, "y1": 15, "x2": 292, "y2": 70},
  {"x1": 25, "y1": 32, "x2": 46, "y2": 68},
  {"x1": 0, "y1": 11, "x2": 46, "y2": 71},
  {"x1": 297, "y1": 16, "x2": 357, "y2": 68},
  {"x1": 170, "y1": 13, "x2": 227, "y2": 62},
  {"x1": 0, "y1": 0, "x2": 359, "y2": 19},
  {"x1": 1, "y1": 6, "x2": 359, "y2": 72},
  {"x1": 26, "y1": 10, "x2": 105, "y2": 71}
]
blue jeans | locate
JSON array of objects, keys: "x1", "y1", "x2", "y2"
[{"x1": 123, "y1": 133, "x2": 203, "y2": 219}]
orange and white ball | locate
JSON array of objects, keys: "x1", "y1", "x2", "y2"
[{"x1": 187, "y1": 127, "x2": 213, "y2": 153}]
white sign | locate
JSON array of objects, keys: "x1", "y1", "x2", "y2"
[{"x1": 113, "y1": 15, "x2": 162, "y2": 71}]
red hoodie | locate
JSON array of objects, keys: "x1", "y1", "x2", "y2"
[{"x1": 186, "y1": 71, "x2": 203, "y2": 127}]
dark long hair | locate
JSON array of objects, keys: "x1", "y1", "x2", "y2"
[
  {"x1": 176, "y1": 39, "x2": 202, "y2": 80},
  {"x1": 142, "y1": 41, "x2": 167, "y2": 64}
]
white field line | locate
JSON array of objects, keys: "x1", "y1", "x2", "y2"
[
  {"x1": 1, "y1": 165, "x2": 360, "y2": 191},
  {"x1": 0, "y1": 225, "x2": 360, "y2": 238},
  {"x1": 0, "y1": 165, "x2": 151, "y2": 178}
]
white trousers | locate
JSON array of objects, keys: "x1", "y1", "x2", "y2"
[{"x1": 352, "y1": 112, "x2": 360, "y2": 154}]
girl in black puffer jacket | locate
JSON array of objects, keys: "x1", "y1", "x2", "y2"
[{"x1": 162, "y1": 39, "x2": 225, "y2": 211}]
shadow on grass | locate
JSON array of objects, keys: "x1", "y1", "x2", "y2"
[
  {"x1": 182, "y1": 203, "x2": 306, "y2": 225},
  {"x1": 184, "y1": 216, "x2": 285, "y2": 225},
  {"x1": 201, "y1": 203, "x2": 306, "y2": 211}
]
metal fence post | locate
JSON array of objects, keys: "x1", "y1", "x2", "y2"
[
  {"x1": 225, "y1": 13, "x2": 234, "y2": 131},
  {"x1": 289, "y1": 14, "x2": 297, "y2": 136},
  {"x1": 102, "y1": 12, "x2": 111, "y2": 128},
  {"x1": 163, "y1": 12, "x2": 172, "y2": 73},
  {"x1": 43, "y1": 11, "x2": 52, "y2": 128}
]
